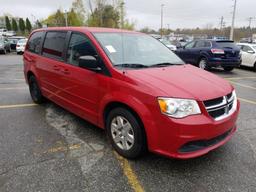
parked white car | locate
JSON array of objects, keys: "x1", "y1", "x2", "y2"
[
  {"x1": 0, "y1": 29, "x2": 7, "y2": 36},
  {"x1": 159, "y1": 39, "x2": 177, "y2": 51},
  {"x1": 237, "y1": 43, "x2": 256, "y2": 71},
  {"x1": 6, "y1": 31, "x2": 16, "y2": 37},
  {"x1": 16, "y1": 38, "x2": 27, "y2": 54}
]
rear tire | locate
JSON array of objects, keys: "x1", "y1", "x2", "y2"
[
  {"x1": 198, "y1": 58, "x2": 210, "y2": 70},
  {"x1": 3, "y1": 49, "x2": 6, "y2": 54},
  {"x1": 106, "y1": 108, "x2": 147, "y2": 159},
  {"x1": 223, "y1": 67, "x2": 234, "y2": 72},
  {"x1": 28, "y1": 75, "x2": 45, "y2": 104}
]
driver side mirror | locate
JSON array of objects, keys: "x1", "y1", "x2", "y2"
[{"x1": 79, "y1": 56, "x2": 102, "y2": 72}]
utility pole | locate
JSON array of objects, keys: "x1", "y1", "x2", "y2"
[
  {"x1": 120, "y1": 0, "x2": 125, "y2": 29},
  {"x1": 161, "y1": 4, "x2": 164, "y2": 37},
  {"x1": 64, "y1": 10, "x2": 68, "y2": 27},
  {"x1": 220, "y1": 16, "x2": 224, "y2": 30},
  {"x1": 247, "y1": 17, "x2": 255, "y2": 28},
  {"x1": 230, "y1": 0, "x2": 237, "y2": 40}
]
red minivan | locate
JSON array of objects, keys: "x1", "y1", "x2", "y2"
[{"x1": 23, "y1": 27, "x2": 240, "y2": 159}]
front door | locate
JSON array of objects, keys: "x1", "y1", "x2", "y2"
[{"x1": 56, "y1": 32, "x2": 105, "y2": 124}]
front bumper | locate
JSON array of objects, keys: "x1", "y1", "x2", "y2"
[
  {"x1": 208, "y1": 58, "x2": 241, "y2": 68},
  {"x1": 149, "y1": 101, "x2": 240, "y2": 159}
]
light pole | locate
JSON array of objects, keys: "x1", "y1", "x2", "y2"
[
  {"x1": 161, "y1": 4, "x2": 164, "y2": 37},
  {"x1": 64, "y1": 10, "x2": 68, "y2": 27},
  {"x1": 230, "y1": 0, "x2": 237, "y2": 40}
]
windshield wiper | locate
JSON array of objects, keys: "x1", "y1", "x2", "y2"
[
  {"x1": 150, "y1": 62, "x2": 181, "y2": 68},
  {"x1": 114, "y1": 63, "x2": 149, "y2": 68}
]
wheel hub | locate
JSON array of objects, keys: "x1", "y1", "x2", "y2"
[{"x1": 111, "y1": 116, "x2": 135, "y2": 151}]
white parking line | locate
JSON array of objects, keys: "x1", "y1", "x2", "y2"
[
  {"x1": 0, "y1": 103, "x2": 37, "y2": 109},
  {"x1": 0, "y1": 87, "x2": 27, "y2": 90}
]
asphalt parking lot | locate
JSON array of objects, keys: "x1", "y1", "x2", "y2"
[{"x1": 0, "y1": 54, "x2": 256, "y2": 192}]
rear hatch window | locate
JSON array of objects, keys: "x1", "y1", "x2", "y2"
[
  {"x1": 216, "y1": 41, "x2": 240, "y2": 58},
  {"x1": 216, "y1": 41, "x2": 238, "y2": 49}
]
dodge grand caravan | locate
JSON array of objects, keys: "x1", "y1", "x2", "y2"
[{"x1": 23, "y1": 27, "x2": 240, "y2": 159}]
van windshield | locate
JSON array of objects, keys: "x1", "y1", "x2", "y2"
[{"x1": 93, "y1": 33, "x2": 184, "y2": 68}]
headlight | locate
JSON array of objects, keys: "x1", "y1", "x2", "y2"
[
  {"x1": 0, "y1": 43, "x2": 3, "y2": 47},
  {"x1": 158, "y1": 97, "x2": 201, "y2": 118}
]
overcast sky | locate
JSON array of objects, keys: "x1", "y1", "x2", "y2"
[{"x1": 0, "y1": 0, "x2": 255, "y2": 29}]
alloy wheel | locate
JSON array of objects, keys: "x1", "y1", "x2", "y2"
[{"x1": 111, "y1": 116, "x2": 135, "y2": 151}]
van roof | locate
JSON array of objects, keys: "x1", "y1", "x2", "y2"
[{"x1": 33, "y1": 27, "x2": 141, "y2": 34}]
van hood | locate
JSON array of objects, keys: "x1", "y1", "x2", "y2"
[{"x1": 125, "y1": 64, "x2": 233, "y2": 101}]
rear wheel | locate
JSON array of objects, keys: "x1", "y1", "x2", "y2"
[
  {"x1": 28, "y1": 75, "x2": 45, "y2": 104},
  {"x1": 223, "y1": 67, "x2": 234, "y2": 72},
  {"x1": 106, "y1": 108, "x2": 147, "y2": 159},
  {"x1": 198, "y1": 58, "x2": 210, "y2": 70},
  {"x1": 3, "y1": 48, "x2": 6, "y2": 54}
]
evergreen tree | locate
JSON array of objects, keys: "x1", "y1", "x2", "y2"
[
  {"x1": 19, "y1": 18, "x2": 25, "y2": 32},
  {"x1": 25, "y1": 18, "x2": 32, "y2": 32},
  {"x1": 12, "y1": 18, "x2": 18, "y2": 31},
  {"x1": 5, "y1": 16, "x2": 12, "y2": 31}
]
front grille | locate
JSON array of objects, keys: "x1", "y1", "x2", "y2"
[{"x1": 203, "y1": 91, "x2": 237, "y2": 121}]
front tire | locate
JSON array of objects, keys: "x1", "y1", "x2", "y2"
[
  {"x1": 106, "y1": 108, "x2": 147, "y2": 159},
  {"x1": 223, "y1": 67, "x2": 234, "y2": 72},
  {"x1": 254, "y1": 63, "x2": 256, "y2": 72},
  {"x1": 28, "y1": 76, "x2": 45, "y2": 104}
]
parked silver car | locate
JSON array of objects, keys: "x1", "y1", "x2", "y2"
[{"x1": 0, "y1": 38, "x2": 11, "y2": 54}]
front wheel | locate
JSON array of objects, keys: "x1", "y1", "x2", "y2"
[
  {"x1": 253, "y1": 63, "x2": 256, "y2": 72},
  {"x1": 106, "y1": 108, "x2": 147, "y2": 159},
  {"x1": 28, "y1": 76, "x2": 45, "y2": 104},
  {"x1": 223, "y1": 67, "x2": 234, "y2": 72}
]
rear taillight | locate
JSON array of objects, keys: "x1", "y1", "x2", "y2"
[{"x1": 211, "y1": 49, "x2": 225, "y2": 54}]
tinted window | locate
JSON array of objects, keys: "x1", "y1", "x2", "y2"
[
  {"x1": 195, "y1": 41, "x2": 205, "y2": 48},
  {"x1": 185, "y1": 41, "x2": 195, "y2": 49},
  {"x1": 42, "y1": 32, "x2": 67, "y2": 60},
  {"x1": 27, "y1": 32, "x2": 44, "y2": 54},
  {"x1": 205, "y1": 41, "x2": 211, "y2": 47},
  {"x1": 216, "y1": 41, "x2": 238, "y2": 49},
  {"x1": 67, "y1": 33, "x2": 97, "y2": 66}
]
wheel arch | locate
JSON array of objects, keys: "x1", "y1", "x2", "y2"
[{"x1": 103, "y1": 101, "x2": 149, "y2": 151}]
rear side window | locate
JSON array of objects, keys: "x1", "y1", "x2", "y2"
[
  {"x1": 205, "y1": 41, "x2": 211, "y2": 48},
  {"x1": 27, "y1": 32, "x2": 44, "y2": 54},
  {"x1": 185, "y1": 41, "x2": 195, "y2": 49},
  {"x1": 42, "y1": 32, "x2": 67, "y2": 60},
  {"x1": 195, "y1": 41, "x2": 205, "y2": 48},
  {"x1": 216, "y1": 41, "x2": 238, "y2": 49}
]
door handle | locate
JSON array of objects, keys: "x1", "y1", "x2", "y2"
[
  {"x1": 62, "y1": 68, "x2": 70, "y2": 75},
  {"x1": 53, "y1": 65, "x2": 61, "y2": 71}
]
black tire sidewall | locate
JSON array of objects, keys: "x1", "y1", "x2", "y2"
[
  {"x1": 224, "y1": 67, "x2": 234, "y2": 72},
  {"x1": 106, "y1": 108, "x2": 146, "y2": 159},
  {"x1": 28, "y1": 76, "x2": 44, "y2": 104}
]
